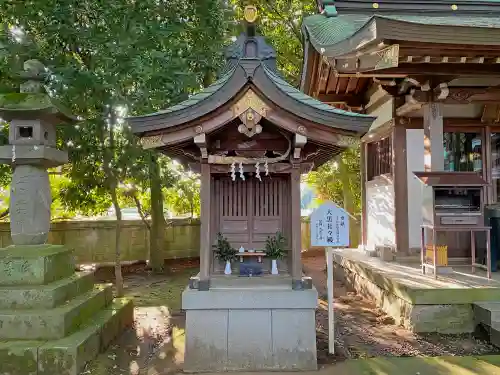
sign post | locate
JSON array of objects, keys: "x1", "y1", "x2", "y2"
[{"x1": 310, "y1": 202, "x2": 350, "y2": 355}]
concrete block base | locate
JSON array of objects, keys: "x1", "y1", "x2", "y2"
[{"x1": 182, "y1": 284, "x2": 318, "y2": 372}]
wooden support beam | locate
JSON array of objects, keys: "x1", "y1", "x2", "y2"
[
  {"x1": 392, "y1": 123, "x2": 409, "y2": 254},
  {"x1": 290, "y1": 166, "x2": 302, "y2": 290},
  {"x1": 293, "y1": 134, "x2": 307, "y2": 159},
  {"x1": 194, "y1": 132, "x2": 207, "y2": 159},
  {"x1": 360, "y1": 142, "x2": 368, "y2": 247},
  {"x1": 423, "y1": 103, "x2": 444, "y2": 172},
  {"x1": 316, "y1": 93, "x2": 365, "y2": 107},
  {"x1": 198, "y1": 163, "x2": 211, "y2": 290}
]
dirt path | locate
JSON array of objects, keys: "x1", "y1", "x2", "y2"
[{"x1": 303, "y1": 253, "x2": 499, "y2": 366}]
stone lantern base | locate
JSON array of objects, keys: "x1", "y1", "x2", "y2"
[{"x1": 0, "y1": 244, "x2": 133, "y2": 375}]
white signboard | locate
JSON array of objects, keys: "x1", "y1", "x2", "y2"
[{"x1": 310, "y1": 202, "x2": 349, "y2": 248}]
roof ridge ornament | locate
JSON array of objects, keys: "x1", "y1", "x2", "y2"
[
  {"x1": 244, "y1": 5, "x2": 258, "y2": 24},
  {"x1": 320, "y1": 0, "x2": 337, "y2": 17}
]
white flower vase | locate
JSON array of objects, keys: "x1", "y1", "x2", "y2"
[
  {"x1": 271, "y1": 259, "x2": 279, "y2": 275},
  {"x1": 224, "y1": 260, "x2": 232, "y2": 275}
]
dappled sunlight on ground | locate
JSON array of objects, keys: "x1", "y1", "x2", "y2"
[
  {"x1": 81, "y1": 263, "x2": 195, "y2": 375},
  {"x1": 303, "y1": 251, "x2": 498, "y2": 365}
]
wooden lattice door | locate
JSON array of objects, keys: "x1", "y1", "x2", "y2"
[{"x1": 213, "y1": 176, "x2": 289, "y2": 251}]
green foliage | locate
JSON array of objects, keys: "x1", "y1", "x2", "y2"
[
  {"x1": 212, "y1": 232, "x2": 238, "y2": 262},
  {"x1": 264, "y1": 231, "x2": 287, "y2": 260},
  {"x1": 306, "y1": 146, "x2": 362, "y2": 216},
  {"x1": 164, "y1": 171, "x2": 200, "y2": 218}
]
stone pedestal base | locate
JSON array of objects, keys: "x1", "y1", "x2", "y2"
[
  {"x1": 0, "y1": 245, "x2": 134, "y2": 375},
  {"x1": 182, "y1": 283, "x2": 318, "y2": 372}
]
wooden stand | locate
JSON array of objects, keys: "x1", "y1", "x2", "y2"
[
  {"x1": 238, "y1": 252, "x2": 266, "y2": 263},
  {"x1": 420, "y1": 224, "x2": 492, "y2": 279}
]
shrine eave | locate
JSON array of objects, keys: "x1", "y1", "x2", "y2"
[
  {"x1": 302, "y1": 13, "x2": 500, "y2": 59},
  {"x1": 128, "y1": 61, "x2": 374, "y2": 137}
]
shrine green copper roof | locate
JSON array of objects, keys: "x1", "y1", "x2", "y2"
[
  {"x1": 151, "y1": 68, "x2": 236, "y2": 116},
  {"x1": 129, "y1": 32, "x2": 375, "y2": 135},
  {"x1": 262, "y1": 64, "x2": 366, "y2": 118},
  {"x1": 304, "y1": 1, "x2": 500, "y2": 57}
]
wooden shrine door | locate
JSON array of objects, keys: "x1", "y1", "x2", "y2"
[{"x1": 213, "y1": 175, "x2": 289, "y2": 252}]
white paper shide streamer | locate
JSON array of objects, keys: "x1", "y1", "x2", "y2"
[
  {"x1": 255, "y1": 162, "x2": 261, "y2": 182},
  {"x1": 239, "y1": 162, "x2": 245, "y2": 180},
  {"x1": 230, "y1": 162, "x2": 236, "y2": 181}
]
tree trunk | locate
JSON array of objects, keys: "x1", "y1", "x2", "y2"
[
  {"x1": 101, "y1": 108, "x2": 124, "y2": 297},
  {"x1": 110, "y1": 187, "x2": 124, "y2": 297},
  {"x1": 338, "y1": 157, "x2": 360, "y2": 248},
  {"x1": 149, "y1": 154, "x2": 166, "y2": 272}
]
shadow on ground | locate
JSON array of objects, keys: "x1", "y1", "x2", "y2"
[{"x1": 80, "y1": 263, "x2": 197, "y2": 375}]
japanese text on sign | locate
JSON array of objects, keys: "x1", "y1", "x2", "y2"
[{"x1": 310, "y1": 202, "x2": 349, "y2": 247}]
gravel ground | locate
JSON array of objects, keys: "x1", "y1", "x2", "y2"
[{"x1": 303, "y1": 253, "x2": 500, "y2": 366}]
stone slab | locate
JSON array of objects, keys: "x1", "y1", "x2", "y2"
[
  {"x1": 334, "y1": 260, "x2": 475, "y2": 333},
  {"x1": 0, "y1": 144, "x2": 68, "y2": 169},
  {"x1": 37, "y1": 298, "x2": 133, "y2": 375},
  {"x1": 99, "y1": 298, "x2": 134, "y2": 349},
  {"x1": 183, "y1": 287, "x2": 318, "y2": 372},
  {"x1": 182, "y1": 286, "x2": 318, "y2": 310},
  {"x1": 184, "y1": 309, "x2": 228, "y2": 372},
  {"x1": 0, "y1": 245, "x2": 74, "y2": 286},
  {"x1": 0, "y1": 272, "x2": 94, "y2": 309},
  {"x1": 0, "y1": 340, "x2": 44, "y2": 375},
  {"x1": 272, "y1": 309, "x2": 317, "y2": 370},
  {"x1": 0, "y1": 284, "x2": 112, "y2": 340},
  {"x1": 333, "y1": 251, "x2": 500, "y2": 305},
  {"x1": 227, "y1": 310, "x2": 273, "y2": 370}
]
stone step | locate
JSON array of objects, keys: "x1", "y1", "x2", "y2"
[
  {"x1": 0, "y1": 245, "x2": 74, "y2": 286},
  {"x1": 0, "y1": 284, "x2": 113, "y2": 340},
  {"x1": 473, "y1": 302, "x2": 500, "y2": 328},
  {"x1": 0, "y1": 272, "x2": 94, "y2": 309},
  {"x1": 0, "y1": 298, "x2": 134, "y2": 375}
]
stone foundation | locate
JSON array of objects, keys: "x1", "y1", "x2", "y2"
[
  {"x1": 0, "y1": 245, "x2": 134, "y2": 375},
  {"x1": 333, "y1": 255, "x2": 475, "y2": 333},
  {"x1": 182, "y1": 283, "x2": 318, "y2": 372}
]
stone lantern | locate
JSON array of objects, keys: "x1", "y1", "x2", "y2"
[
  {"x1": 0, "y1": 59, "x2": 76, "y2": 245},
  {"x1": 0, "y1": 60, "x2": 133, "y2": 375}
]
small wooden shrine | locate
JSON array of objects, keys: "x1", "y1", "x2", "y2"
[
  {"x1": 129, "y1": 6, "x2": 374, "y2": 372},
  {"x1": 129, "y1": 7, "x2": 374, "y2": 289}
]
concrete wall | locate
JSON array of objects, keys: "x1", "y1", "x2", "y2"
[
  {"x1": 406, "y1": 129, "x2": 425, "y2": 249},
  {"x1": 0, "y1": 219, "x2": 319, "y2": 264},
  {"x1": 366, "y1": 177, "x2": 395, "y2": 248},
  {"x1": 0, "y1": 219, "x2": 201, "y2": 264}
]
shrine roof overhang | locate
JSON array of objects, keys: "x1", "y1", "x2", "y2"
[
  {"x1": 300, "y1": 1, "x2": 500, "y2": 83},
  {"x1": 127, "y1": 59, "x2": 375, "y2": 139},
  {"x1": 303, "y1": 14, "x2": 500, "y2": 58}
]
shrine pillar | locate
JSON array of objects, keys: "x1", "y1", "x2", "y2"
[
  {"x1": 291, "y1": 166, "x2": 303, "y2": 289},
  {"x1": 198, "y1": 162, "x2": 211, "y2": 290},
  {"x1": 424, "y1": 102, "x2": 445, "y2": 172}
]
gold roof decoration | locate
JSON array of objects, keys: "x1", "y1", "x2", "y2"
[{"x1": 244, "y1": 5, "x2": 258, "y2": 23}]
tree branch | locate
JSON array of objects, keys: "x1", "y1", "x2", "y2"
[
  {"x1": 262, "y1": 0, "x2": 303, "y2": 43},
  {"x1": 132, "y1": 193, "x2": 151, "y2": 230}
]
